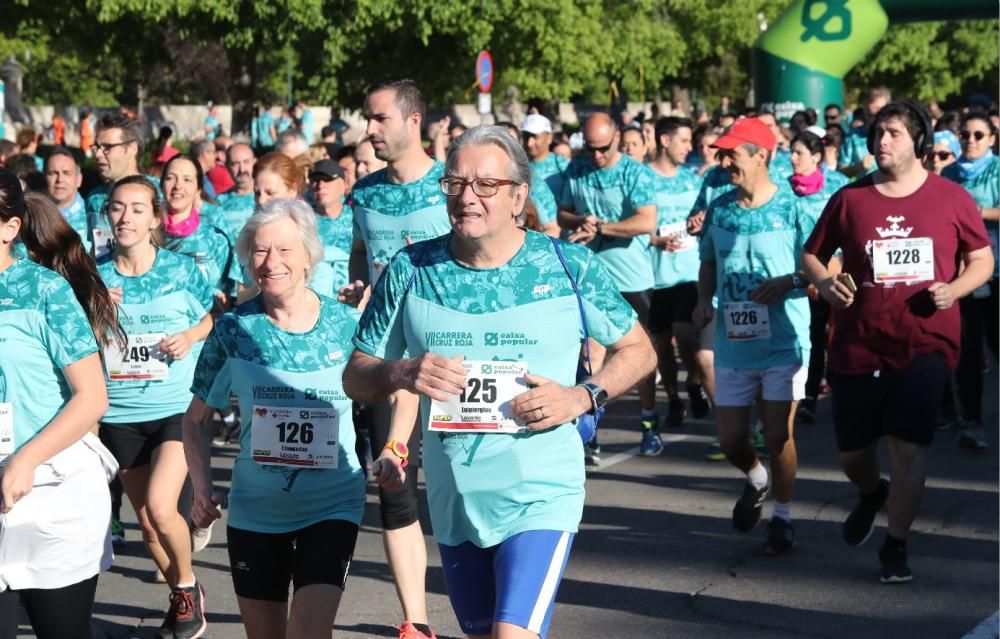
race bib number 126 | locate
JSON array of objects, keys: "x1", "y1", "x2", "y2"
[{"x1": 429, "y1": 361, "x2": 528, "y2": 433}]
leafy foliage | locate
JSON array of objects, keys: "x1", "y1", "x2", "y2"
[{"x1": 1, "y1": 0, "x2": 995, "y2": 119}]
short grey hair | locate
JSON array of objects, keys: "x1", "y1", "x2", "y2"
[
  {"x1": 276, "y1": 129, "x2": 309, "y2": 154},
  {"x1": 190, "y1": 138, "x2": 214, "y2": 157},
  {"x1": 236, "y1": 199, "x2": 324, "y2": 283},
  {"x1": 446, "y1": 126, "x2": 532, "y2": 190}
]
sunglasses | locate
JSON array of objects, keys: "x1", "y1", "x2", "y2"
[
  {"x1": 929, "y1": 151, "x2": 954, "y2": 161},
  {"x1": 960, "y1": 130, "x2": 988, "y2": 141},
  {"x1": 584, "y1": 141, "x2": 615, "y2": 155}
]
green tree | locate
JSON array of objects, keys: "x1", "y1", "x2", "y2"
[{"x1": 846, "y1": 20, "x2": 999, "y2": 105}]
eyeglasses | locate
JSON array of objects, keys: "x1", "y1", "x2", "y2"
[
  {"x1": 584, "y1": 141, "x2": 615, "y2": 155},
  {"x1": 439, "y1": 177, "x2": 519, "y2": 198},
  {"x1": 930, "y1": 151, "x2": 954, "y2": 161},
  {"x1": 960, "y1": 130, "x2": 987, "y2": 141},
  {"x1": 93, "y1": 141, "x2": 131, "y2": 155}
]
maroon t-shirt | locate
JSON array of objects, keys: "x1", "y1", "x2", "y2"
[{"x1": 804, "y1": 172, "x2": 990, "y2": 374}]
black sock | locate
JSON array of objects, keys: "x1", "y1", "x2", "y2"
[
  {"x1": 412, "y1": 623, "x2": 432, "y2": 635},
  {"x1": 884, "y1": 533, "x2": 906, "y2": 550}
]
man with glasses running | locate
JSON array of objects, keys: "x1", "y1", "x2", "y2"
[
  {"x1": 558, "y1": 112, "x2": 660, "y2": 462},
  {"x1": 87, "y1": 112, "x2": 157, "y2": 260}
]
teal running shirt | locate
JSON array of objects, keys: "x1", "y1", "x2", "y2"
[
  {"x1": 191, "y1": 294, "x2": 366, "y2": 533},
  {"x1": 354, "y1": 231, "x2": 637, "y2": 547}
]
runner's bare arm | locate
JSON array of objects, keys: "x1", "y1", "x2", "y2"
[
  {"x1": 928, "y1": 245, "x2": 994, "y2": 310},
  {"x1": 182, "y1": 398, "x2": 224, "y2": 528},
  {"x1": 693, "y1": 260, "x2": 717, "y2": 327},
  {"x1": 598, "y1": 204, "x2": 656, "y2": 238},
  {"x1": 1, "y1": 352, "x2": 108, "y2": 512},
  {"x1": 344, "y1": 350, "x2": 466, "y2": 403},
  {"x1": 510, "y1": 322, "x2": 655, "y2": 432},
  {"x1": 802, "y1": 252, "x2": 854, "y2": 309}
]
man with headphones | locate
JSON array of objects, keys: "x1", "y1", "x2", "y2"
[{"x1": 801, "y1": 101, "x2": 994, "y2": 584}]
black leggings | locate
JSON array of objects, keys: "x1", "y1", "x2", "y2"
[
  {"x1": 0, "y1": 574, "x2": 99, "y2": 639},
  {"x1": 366, "y1": 398, "x2": 423, "y2": 530},
  {"x1": 955, "y1": 279, "x2": 999, "y2": 422}
]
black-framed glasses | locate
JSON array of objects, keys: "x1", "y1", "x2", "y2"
[
  {"x1": 439, "y1": 177, "x2": 519, "y2": 198},
  {"x1": 93, "y1": 141, "x2": 131, "y2": 155},
  {"x1": 584, "y1": 140, "x2": 614, "y2": 155},
  {"x1": 960, "y1": 130, "x2": 987, "y2": 141},
  {"x1": 930, "y1": 151, "x2": 954, "y2": 161}
]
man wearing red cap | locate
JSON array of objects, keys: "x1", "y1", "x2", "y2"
[
  {"x1": 693, "y1": 117, "x2": 814, "y2": 555},
  {"x1": 802, "y1": 101, "x2": 993, "y2": 584}
]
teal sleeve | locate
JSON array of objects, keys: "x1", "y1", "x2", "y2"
[
  {"x1": 627, "y1": 164, "x2": 657, "y2": 210},
  {"x1": 190, "y1": 321, "x2": 232, "y2": 409},
  {"x1": 531, "y1": 179, "x2": 558, "y2": 225},
  {"x1": 558, "y1": 170, "x2": 575, "y2": 211},
  {"x1": 569, "y1": 245, "x2": 637, "y2": 346},
  {"x1": 698, "y1": 207, "x2": 716, "y2": 262},
  {"x1": 43, "y1": 277, "x2": 99, "y2": 368},
  {"x1": 352, "y1": 251, "x2": 411, "y2": 359},
  {"x1": 692, "y1": 178, "x2": 711, "y2": 213}
]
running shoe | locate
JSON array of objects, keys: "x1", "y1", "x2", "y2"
[
  {"x1": 639, "y1": 417, "x2": 664, "y2": 456},
  {"x1": 191, "y1": 521, "x2": 214, "y2": 553},
  {"x1": 843, "y1": 478, "x2": 889, "y2": 546},
  {"x1": 110, "y1": 514, "x2": 126, "y2": 549},
  {"x1": 584, "y1": 435, "x2": 601, "y2": 467},
  {"x1": 687, "y1": 384, "x2": 710, "y2": 419},
  {"x1": 796, "y1": 397, "x2": 817, "y2": 424},
  {"x1": 878, "y1": 542, "x2": 913, "y2": 584},
  {"x1": 399, "y1": 621, "x2": 438, "y2": 639},
  {"x1": 733, "y1": 480, "x2": 769, "y2": 533},
  {"x1": 161, "y1": 582, "x2": 207, "y2": 639},
  {"x1": 957, "y1": 423, "x2": 989, "y2": 450},
  {"x1": 753, "y1": 431, "x2": 770, "y2": 461},
  {"x1": 763, "y1": 517, "x2": 795, "y2": 555},
  {"x1": 666, "y1": 398, "x2": 686, "y2": 428},
  {"x1": 705, "y1": 439, "x2": 725, "y2": 461}
]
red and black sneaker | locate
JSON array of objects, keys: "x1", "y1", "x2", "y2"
[{"x1": 160, "y1": 582, "x2": 207, "y2": 639}]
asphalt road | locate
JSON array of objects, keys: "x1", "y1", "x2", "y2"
[{"x1": 14, "y1": 371, "x2": 1000, "y2": 638}]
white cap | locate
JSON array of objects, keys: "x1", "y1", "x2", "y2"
[
  {"x1": 521, "y1": 114, "x2": 552, "y2": 135},
  {"x1": 806, "y1": 125, "x2": 827, "y2": 138}
]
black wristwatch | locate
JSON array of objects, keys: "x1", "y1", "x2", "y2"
[
  {"x1": 790, "y1": 273, "x2": 806, "y2": 289},
  {"x1": 577, "y1": 382, "x2": 609, "y2": 414}
]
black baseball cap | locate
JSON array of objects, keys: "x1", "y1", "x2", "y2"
[{"x1": 309, "y1": 159, "x2": 345, "y2": 181}]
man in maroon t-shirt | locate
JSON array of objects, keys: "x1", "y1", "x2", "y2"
[{"x1": 803, "y1": 101, "x2": 993, "y2": 585}]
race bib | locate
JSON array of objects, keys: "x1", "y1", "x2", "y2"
[
  {"x1": 0, "y1": 403, "x2": 13, "y2": 463},
  {"x1": 104, "y1": 333, "x2": 169, "y2": 381},
  {"x1": 724, "y1": 302, "x2": 771, "y2": 341},
  {"x1": 250, "y1": 405, "x2": 339, "y2": 468},
  {"x1": 872, "y1": 237, "x2": 934, "y2": 284},
  {"x1": 429, "y1": 361, "x2": 529, "y2": 434},
  {"x1": 92, "y1": 228, "x2": 116, "y2": 260},
  {"x1": 658, "y1": 221, "x2": 696, "y2": 251}
]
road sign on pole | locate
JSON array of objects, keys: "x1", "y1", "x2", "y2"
[{"x1": 476, "y1": 51, "x2": 494, "y2": 93}]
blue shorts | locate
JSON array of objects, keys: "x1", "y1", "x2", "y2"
[{"x1": 438, "y1": 530, "x2": 575, "y2": 638}]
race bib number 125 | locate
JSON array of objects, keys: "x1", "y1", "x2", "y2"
[{"x1": 429, "y1": 361, "x2": 528, "y2": 433}]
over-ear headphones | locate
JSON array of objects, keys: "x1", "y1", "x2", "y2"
[{"x1": 867, "y1": 99, "x2": 934, "y2": 159}]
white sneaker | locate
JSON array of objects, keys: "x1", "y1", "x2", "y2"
[{"x1": 192, "y1": 521, "x2": 214, "y2": 553}]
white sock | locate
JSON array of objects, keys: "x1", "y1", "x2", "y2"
[
  {"x1": 222, "y1": 412, "x2": 236, "y2": 425},
  {"x1": 747, "y1": 462, "x2": 769, "y2": 490},
  {"x1": 771, "y1": 500, "x2": 791, "y2": 522},
  {"x1": 175, "y1": 580, "x2": 196, "y2": 589}
]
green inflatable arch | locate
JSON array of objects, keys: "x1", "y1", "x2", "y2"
[{"x1": 753, "y1": 0, "x2": 997, "y2": 121}]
